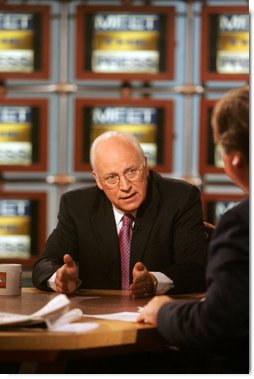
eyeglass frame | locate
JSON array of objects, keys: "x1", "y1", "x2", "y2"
[{"x1": 95, "y1": 164, "x2": 145, "y2": 189}]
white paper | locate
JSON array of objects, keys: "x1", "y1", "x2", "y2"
[
  {"x1": 46, "y1": 308, "x2": 83, "y2": 330},
  {"x1": 50, "y1": 322, "x2": 98, "y2": 333},
  {"x1": 0, "y1": 294, "x2": 84, "y2": 329},
  {"x1": 31, "y1": 294, "x2": 70, "y2": 318},
  {"x1": 83, "y1": 311, "x2": 140, "y2": 323},
  {"x1": 0, "y1": 312, "x2": 33, "y2": 326}
]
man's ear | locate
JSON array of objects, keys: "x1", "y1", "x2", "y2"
[
  {"x1": 143, "y1": 156, "x2": 149, "y2": 175},
  {"x1": 92, "y1": 171, "x2": 103, "y2": 190},
  {"x1": 232, "y1": 152, "x2": 241, "y2": 167}
]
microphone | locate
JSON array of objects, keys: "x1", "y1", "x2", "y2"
[{"x1": 132, "y1": 222, "x2": 141, "y2": 233}]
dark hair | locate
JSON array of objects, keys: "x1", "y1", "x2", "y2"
[{"x1": 211, "y1": 86, "x2": 249, "y2": 165}]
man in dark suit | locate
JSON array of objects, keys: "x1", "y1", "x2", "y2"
[
  {"x1": 32, "y1": 131, "x2": 208, "y2": 297},
  {"x1": 137, "y1": 86, "x2": 249, "y2": 373}
]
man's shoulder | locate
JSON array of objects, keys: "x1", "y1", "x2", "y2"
[
  {"x1": 62, "y1": 184, "x2": 101, "y2": 201},
  {"x1": 223, "y1": 197, "x2": 249, "y2": 222},
  {"x1": 235, "y1": 197, "x2": 249, "y2": 213},
  {"x1": 148, "y1": 172, "x2": 201, "y2": 207},
  {"x1": 150, "y1": 171, "x2": 197, "y2": 192},
  {"x1": 60, "y1": 185, "x2": 109, "y2": 214},
  {"x1": 213, "y1": 198, "x2": 249, "y2": 244}
]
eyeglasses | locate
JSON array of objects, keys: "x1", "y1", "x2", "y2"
[{"x1": 98, "y1": 165, "x2": 144, "y2": 188}]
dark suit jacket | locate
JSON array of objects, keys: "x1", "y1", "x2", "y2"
[
  {"x1": 32, "y1": 171, "x2": 208, "y2": 293},
  {"x1": 157, "y1": 198, "x2": 249, "y2": 368}
]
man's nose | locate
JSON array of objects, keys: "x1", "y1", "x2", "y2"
[{"x1": 119, "y1": 174, "x2": 131, "y2": 190}]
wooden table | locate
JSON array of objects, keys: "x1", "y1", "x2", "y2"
[{"x1": 0, "y1": 288, "x2": 203, "y2": 373}]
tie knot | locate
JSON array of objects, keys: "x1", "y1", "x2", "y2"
[{"x1": 122, "y1": 214, "x2": 134, "y2": 227}]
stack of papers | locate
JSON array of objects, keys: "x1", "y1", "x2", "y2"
[
  {"x1": 0, "y1": 294, "x2": 97, "y2": 332},
  {"x1": 0, "y1": 295, "x2": 143, "y2": 331}
]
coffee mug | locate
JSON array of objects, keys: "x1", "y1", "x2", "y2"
[{"x1": 0, "y1": 264, "x2": 22, "y2": 296}]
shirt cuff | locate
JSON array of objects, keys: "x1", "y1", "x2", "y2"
[
  {"x1": 150, "y1": 271, "x2": 174, "y2": 295},
  {"x1": 47, "y1": 272, "x2": 82, "y2": 292},
  {"x1": 47, "y1": 272, "x2": 57, "y2": 292}
]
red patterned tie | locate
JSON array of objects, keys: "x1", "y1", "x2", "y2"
[{"x1": 119, "y1": 214, "x2": 134, "y2": 290}]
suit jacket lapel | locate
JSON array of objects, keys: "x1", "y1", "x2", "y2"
[
  {"x1": 130, "y1": 177, "x2": 160, "y2": 268},
  {"x1": 91, "y1": 196, "x2": 120, "y2": 267}
]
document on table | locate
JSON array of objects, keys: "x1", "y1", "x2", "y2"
[
  {"x1": 0, "y1": 294, "x2": 72, "y2": 328},
  {"x1": 83, "y1": 311, "x2": 142, "y2": 323},
  {"x1": 0, "y1": 294, "x2": 98, "y2": 332}
]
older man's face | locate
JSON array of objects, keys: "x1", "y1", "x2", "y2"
[{"x1": 93, "y1": 138, "x2": 149, "y2": 213}]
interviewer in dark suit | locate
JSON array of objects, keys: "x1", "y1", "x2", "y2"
[
  {"x1": 137, "y1": 86, "x2": 249, "y2": 373},
  {"x1": 32, "y1": 130, "x2": 208, "y2": 297}
]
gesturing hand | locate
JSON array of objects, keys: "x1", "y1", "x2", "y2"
[
  {"x1": 55, "y1": 254, "x2": 79, "y2": 295},
  {"x1": 129, "y1": 262, "x2": 156, "y2": 298}
]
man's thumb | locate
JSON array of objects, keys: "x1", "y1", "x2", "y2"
[
  {"x1": 135, "y1": 261, "x2": 145, "y2": 272},
  {"x1": 63, "y1": 254, "x2": 74, "y2": 266}
]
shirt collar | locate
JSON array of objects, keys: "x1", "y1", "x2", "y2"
[{"x1": 112, "y1": 205, "x2": 137, "y2": 227}]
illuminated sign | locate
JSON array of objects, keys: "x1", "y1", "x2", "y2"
[
  {"x1": 91, "y1": 13, "x2": 160, "y2": 73},
  {"x1": 216, "y1": 14, "x2": 249, "y2": 73},
  {"x1": 0, "y1": 199, "x2": 31, "y2": 259},
  {"x1": 76, "y1": 6, "x2": 175, "y2": 80},
  {"x1": 75, "y1": 98, "x2": 173, "y2": 172},
  {"x1": 0, "y1": 13, "x2": 34, "y2": 72},
  {"x1": 90, "y1": 106, "x2": 159, "y2": 166},
  {"x1": 201, "y1": 6, "x2": 249, "y2": 81},
  {"x1": 0, "y1": 106, "x2": 32, "y2": 165}
]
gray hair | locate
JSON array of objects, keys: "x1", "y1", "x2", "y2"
[{"x1": 90, "y1": 130, "x2": 145, "y2": 170}]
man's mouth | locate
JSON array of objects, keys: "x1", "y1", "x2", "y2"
[{"x1": 121, "y1": 193, "x2": 136, "y2": 200}]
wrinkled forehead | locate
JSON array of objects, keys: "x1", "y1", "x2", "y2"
[{"x1": 94, "y1": 138, "x2": 144, "y2": 171}]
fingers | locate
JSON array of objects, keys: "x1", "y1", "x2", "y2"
[
  {"x1": 134, "y1": 261, "x2": 145, "y2": 272},
  {"x1": 63, "y1": 254, "x2": 78, "y2": 277},
  {"x1": 136, "y1": 296, "x2": 171, "y2": 325},
  {"x1": 55, "y1": 254, "x2": 78, "y2": 295},
  {"x1": 55, "y1": 267, "x2": 69, "y2": 293},
  {"x1": 136, "y1": 312, "x2": 147, "y2": 323},
  {"x1": 55, "y1": 269, "x2": 78, "y2": 295},
  {"x1": 132, "y1": 262, "x2": 147, "y2": 283},
  {"x1": 136, "y1": 302, "x2": 156, "y2": 325},
  {"x1": 130, "y1": 282, "x2": 150, "y2": 298},
  {"x1": 63, "y1": 253, "x2": 75, "y2": 266},
  {"x1": 130, "y1": 276, "x2": 154, "y2": 298},
  {"x1": 131, "y1": 263, "x2": 154, "y2": 298}
]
